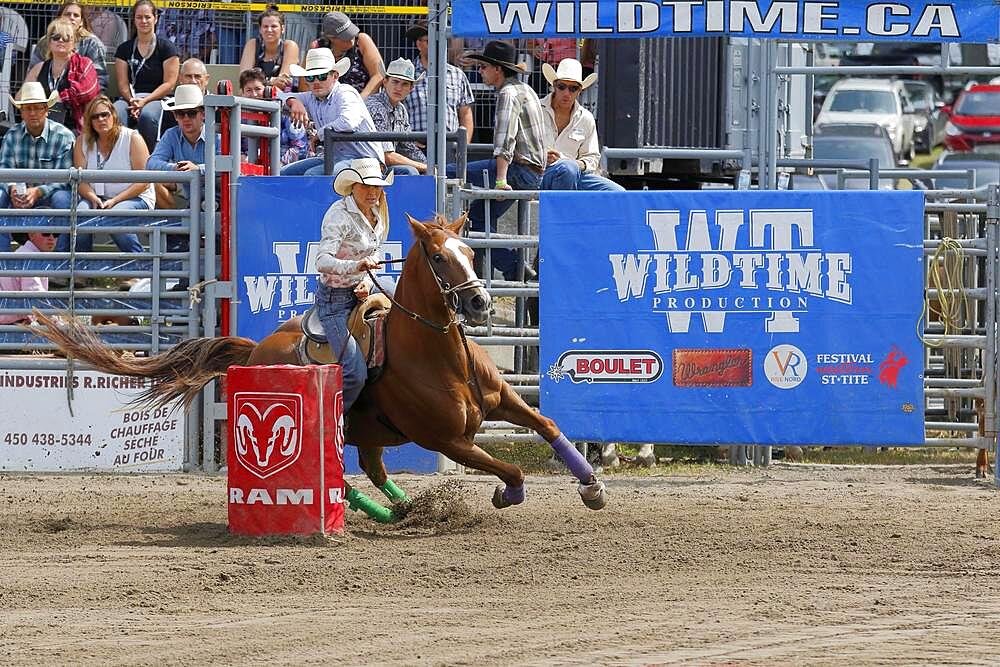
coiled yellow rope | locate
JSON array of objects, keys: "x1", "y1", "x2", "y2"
[{"x1": 919, "y1": 237, "x2": 969, "y2": 347}]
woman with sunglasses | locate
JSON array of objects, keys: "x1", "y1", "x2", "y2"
[
  {"x1": 62, "y1": 96, "x2": 152, "y2": 255},
  {"x1": 29, "y1": 2, "x2": 108, "y2": 92},
  {"x1": 24, "y1": 18, "x2": 100, "y2": 134},
  {"x1": 307, "y1": 11, "x2": 383, "y2": 99},
  {"x1": 113, "y1": 0, "x2": 179, "y2": 150},
  {"x1": 0, "y1": 231, "x2": 59, "y2": 326},
  {"x1": 239, "y1": 4, "x2": 299, "y2": 92}
]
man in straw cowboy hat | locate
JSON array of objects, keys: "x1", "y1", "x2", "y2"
[
  {"x1": 282, "y1": 47, "x2": 383, "y2": 176},
  {"x1": 314, "y1": 157, "x2": 394, "y2": 413},
  {"x1": 365, "y1": 57, "x2": 426, "y2": 176},
  {"x1": 402, "y1": 20, "x2": 475, "y2": 146},
  {"x1": 147, "y1": 83, "x2": 220, "y2": 257},
  {"x1": 540, "y1": 58, "x2": 624, "y2": 193},
  {"x1": 0, "y1": 82, "x2": 75, "y2": 252},
  {"x1": 464, "y1": 40, "x2": 546, "y2": 281}
]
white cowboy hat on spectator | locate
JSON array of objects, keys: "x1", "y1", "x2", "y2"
[
  {"x1": 10, "y1": 81, "x2": 59, "y2": 108},
  {"x1": 162, "y1": 84, "x2": 205, "y2": 111},
  {"x1": 542, "y1": 58, "x2": 598, "y2": 90},
  {"x1": 334, "y1": 158, "x2": 395, "y2": 197},
  {"x1": 381, "y1": 57, "x2": 424, "y2": 84},
  {"x1": 290, "y1": 48, "x2": 350, "y2": 78}
]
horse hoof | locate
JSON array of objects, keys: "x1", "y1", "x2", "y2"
[
  {"x1": 491, "y1": 484, "x2": 525, "y2": 509},
  {"x1": 579, "y1": 480, "x2": 608, "y2": 510}
]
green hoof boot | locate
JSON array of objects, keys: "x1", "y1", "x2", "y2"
[
  {"x1": 380, "y1": 479, "x2": 412, "y2": 505},
  {"x1": 346, "y1": 488, "x2": 396, "y2": 523}
]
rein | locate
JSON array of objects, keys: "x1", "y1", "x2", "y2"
[{"x1": 364, "y1": 240, "x2": 488, "y2": 413}]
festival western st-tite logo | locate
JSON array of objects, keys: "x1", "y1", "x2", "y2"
[
  {"x1": 233, "y1": 392, "x2": 303, "y2": 479},
  {"x1": 242, "y1": 241, "x2": 403, "y2": 321},
  {"x1": 608, "y1": 208, "x2": 852, "y2": 334}
]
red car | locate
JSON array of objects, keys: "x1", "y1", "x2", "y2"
[{"x1": 944, "y1": 85, "x2": 1000, "y2": 151}]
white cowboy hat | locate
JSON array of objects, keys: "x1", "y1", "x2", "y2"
[
  {"x1": 162, "y1": 84, "x2": 204, "y2": 111},
  {"x1": 542, "y1": 58, "x2": 598, "y2": 90},
  {"x1": 10, "y1": 81, "x2": 59, "y2": 108},
  {"x1": 381, "y1": 57, "x2": 424, "y2": 84},
  {"x1": 334, "y1": 158, "x2": 395, "y2": 197},
  {"x1": 290, "y1": 48, "x2": 350, "y2": 78}
]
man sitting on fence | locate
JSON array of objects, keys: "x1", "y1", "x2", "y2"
[
  {"x1": 0, "y1": 83, "x2": 75, "y2": 253},
  {"x1": 0, "y1": 231, "x2": 58, "y2": 325},
  {"x1": 366, "y1": 58, "x2": 426, "y2": 176},
  {"x1": 540, "y1": 58, "x2": 624, "y2": 193},
  {"x1": 282, "y1": 47, "x2": 383, "y2": 176},
  {"x1": 463, "y1": 41, "x2": 546, "y2": 281}
]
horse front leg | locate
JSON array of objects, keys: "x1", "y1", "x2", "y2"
[
  {"x1": 442, "y1": 439, "x2": 527, "y2": 509},
  {"x1": 357, "y1": 445, "x2": 412, "y2": 505},
  {"x1": 488, "y1": 382, "x2": 607, "y2": 510}
]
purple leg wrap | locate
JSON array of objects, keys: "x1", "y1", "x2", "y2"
[
  {"x1": 503, "y1": 484, "x2": 526, "y2": 504},
  {"x1": 550, "y1": 434, "x2": 594, "y2": 483}
]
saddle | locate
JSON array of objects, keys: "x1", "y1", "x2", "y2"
[{"x1": 298, "y1": 293, "x2": 391, "y2": 382}]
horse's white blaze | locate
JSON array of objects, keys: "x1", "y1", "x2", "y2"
[{"x1": 444, "y1": 237, "x2": 477, "y2": 283}]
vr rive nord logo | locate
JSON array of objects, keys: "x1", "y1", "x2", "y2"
[{"x1": 609, "y1": 208, "x2": 853, "y2": 334}]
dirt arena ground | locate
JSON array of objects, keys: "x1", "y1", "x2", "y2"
[{"x1": 2, "y1": 463, "x2": 999, "y2": 666}]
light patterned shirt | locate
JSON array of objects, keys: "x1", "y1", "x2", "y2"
[
  {"x1": 403, "y1": 58, "x2": 475, "y2": 134},
  {"x1": 0, "y1": 240, "x2": 47, "y2": 325},
  {"x1": 366, "y1": 91, "x2": 426, "y2": 163},
  {"x1": 0, "y1": 120, "x2": 74, "y2": 198},
  {"x1": 315, "y1": 195, "x2": 387, "y2": 288},
  {"x1": 540, "y1": 93, "x2": 601, "y2": 174},
  {"x1": 493, "y1": 77, "x2": 546, "y2": 169}
]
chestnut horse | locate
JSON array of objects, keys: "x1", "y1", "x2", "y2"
[{"x1": 32, "y1": 214, "x2": 608, "y2": 521}]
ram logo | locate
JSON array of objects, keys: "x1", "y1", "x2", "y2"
[{"x1": 233, "y1": 392, "x2": 303, "y2": 479}]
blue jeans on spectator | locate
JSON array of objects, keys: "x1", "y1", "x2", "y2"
[
  {"x1": 56, "y1": 198, "x2": 147, "y2": 253},
  {"x1": 0, "y1": 188, "x2": 73, "y2": 251},
  {"x1": 315, "y1": 283, "x2": 367, "y2": 413},
  {"x1": 280, "y1": 156, "x2": 326, "y2": 176},
  {"x1": 541, "y1": 159, "x2": 625, "y2": 192},
  {"x1": 389, "y1": 164, "x2": 419, "y2": 176},
  {"x1": 114, "y1": 99, "x2": 164, "y2": 152},
  {"x1": 463, "y1": 159, "x2": 542, "y2": 280}
]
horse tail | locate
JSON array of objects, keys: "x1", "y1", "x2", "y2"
[{"x1": 31, "y1": 310, "x2": 255, "y2": 409}]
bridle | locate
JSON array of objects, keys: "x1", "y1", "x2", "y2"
[
  {"x1": 365, "y1": 238, "x2": 487, "y2": 334},
  {"x1": 364, "y1": 234, "x2": 488, "y2": 409}
]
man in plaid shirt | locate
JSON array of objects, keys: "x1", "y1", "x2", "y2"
[
  {"x1": 403, "y1": 21, "x2": 475, "y2": 145},
  {"x1": 464, "y1": 41, "x2": 545, "y2": 281},
  {"x1": 0, "y1": 83, "x2": 75, "y2": 252}
]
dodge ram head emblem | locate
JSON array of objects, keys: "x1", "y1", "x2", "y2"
[{"x1": 233, "y1": 392, "x2": 303, "y2": 479}]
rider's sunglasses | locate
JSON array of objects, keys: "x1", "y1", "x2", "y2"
[
  {"x1": 172, "y1": 108, "x2": 201, "y2": 119},
  {"x1": 304, "y1": 72, "x2": 330, "y2": 83},
  {"x1": 555, "y1": 82, "x2": 581, "y2": 93}
]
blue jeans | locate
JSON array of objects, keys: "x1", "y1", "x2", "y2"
[
  {"x1": 541, "y1": 159, "x2": 625, "y2": 192},
  {"x1": 56, "y1": 198, "x2": 147, "y2": 253},
  {"x1": 463, "y1": 159, "x2": 542, "y2": 280},
  {"x1": 114, "y1": 99, "x2": 164, "y2": 152},
  {"x1": 280, "y1": 156, "x2": 325, "y2": 176},
  {"x1": 0, "y1": 188, "x2": 73, "y2": 251},
  {"x1": 389, "y1": 164, "x2": 419, "y2": 176},
  {"x1": 315, "y1": 283, "x2": 367, "y2": 413}
]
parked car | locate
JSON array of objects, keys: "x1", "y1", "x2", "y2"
[
  {"x1": 943, "y1": 84, "x2": 1000, "y2": 151},
  {"x1": 902, "y1": 80, "x2": 948, "y2": 152},
  {"x1": 812, "y1": 133, "x2": 897, "y2": 190},
  {"x1": 815, "y1": 79, "x2": 917, "y2": 163},
  {"x1": 814, "y1": 121, "x2": 893, "y2": 144},
  {"x1": 930, "y1": 151, "x2": 1000, "y2": 190}
]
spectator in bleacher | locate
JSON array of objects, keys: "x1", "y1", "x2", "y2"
[
  {"x1": 158, "y1": 57, "x2": 208, "y2": 137},
  {"x1": 60, "y1": 95, "x2": 152, "y2": 254},
  {"x1": 113, "y1": 0, "x2": 179, "y2": 151},
  {"x1": 540, "y1": 59, "x2": 623, "y2": 193},
  {"x1": 29, "y1": 2, "x2": 108, "y2": 92},
  {"x1": 239, "y1": 68, "x2": 314, "y2": 166},
  {"x1": 0, "y1": 83, "x2": 75, "y2": 253},
  {"x1": 283, "y1": 48, "x2": 383, "y2": 177},
  {"x1": 0, "y1": 231, "x2": 58, "y2": 326},
  {"x1": 403, "y1": 20, "x2": 475, "y2": 148},
  {"x1": 313, "y1": 12, "x2": 383, "y2": 99},
  {"x1": 239, "y1": 4, "x2": 298, "y2": 93},
  {"x1": 464, "y1": 41, "x2": 545, "y2": 281},
  {"x1": 155, "y1": 9, "x2": 214, "y2": 63},
  {"x1": 24, "y1": 18, "x2": 100, "y2": 135},
  {"x1": 146, "y1": 84, "x2": 219, "y2": 254},
  {"x1": 366, "y1": 58, "x2": 425, "y2": 176}
]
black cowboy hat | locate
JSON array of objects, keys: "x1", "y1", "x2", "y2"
[
  {"x1": 466, "y1": 40, "x2": 526, "y2": 74},
  {"x1": 405, "y1": 20, "x2": 427, "y2": 42}
]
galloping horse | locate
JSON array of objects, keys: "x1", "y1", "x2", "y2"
[{"x1": 32, "y1": 213, "x2": 608, "y2": 521}]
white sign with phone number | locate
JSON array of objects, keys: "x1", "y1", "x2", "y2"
[{"x1": 0, "y1": 370, "x2": 184, "y2": 472}]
